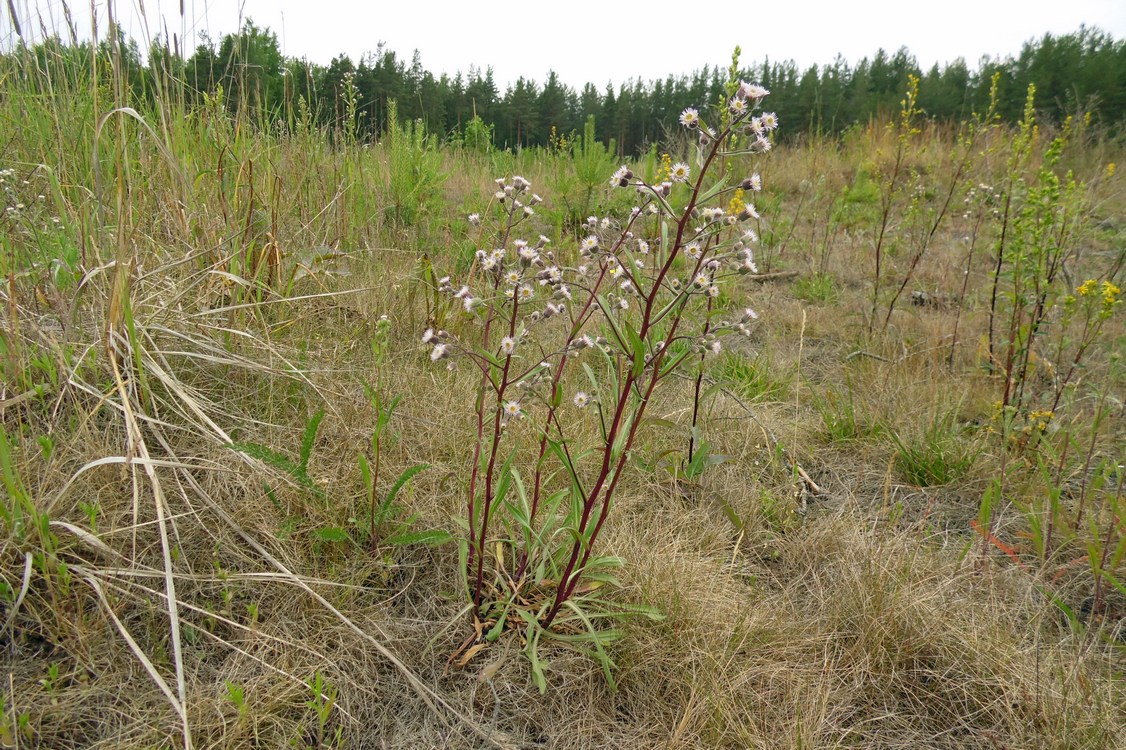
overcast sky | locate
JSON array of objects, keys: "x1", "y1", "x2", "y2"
[{"x1": 5, "y1": 0, "x2": 1125, "y2": 89}]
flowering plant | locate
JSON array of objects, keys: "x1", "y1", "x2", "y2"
[{"x1": 425, "y1": 84, "x2": 776, "y2": 687}]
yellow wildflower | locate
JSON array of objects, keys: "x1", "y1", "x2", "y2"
[
  {"x1": 728, "y1": 188, "x2": 745, "y2": 217},
  {"x1": 1102, "y1": 280, "x2": 1121, "y2": 305}
]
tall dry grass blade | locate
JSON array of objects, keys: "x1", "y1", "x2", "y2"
[
  {"x1": 49, "y1": 520, "x2": 118, "y2": 559},
  {"x1": 2, "y1": 553, "x2": 33, "y2": 637},
  {"x1": 80, "y1": 571, "x2": 183, "y2": 717},
  {"x1": 108, "y1": 337, "x2": 193, "y2": 749}
]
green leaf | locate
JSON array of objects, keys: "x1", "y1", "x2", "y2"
[
  {"x1": 623, "y1": 319, "x2": 646, "y2": 378},
  {"x1": 561, "y1": 600, "x2": 618, "y2": 691},
  {"x1": 581, "y1": 362, "x2": 600, "y2": 394},
  {"x1": 486, "y1": 604, "x2": 510, "y2": 641},
  {"x1": 229, "y1": 442, "x2": 300, "y2": 477},
  {"x1": 357, "y1": 453, "x2": 372, "y2": 492},
  {"x1": 383, "y1": 528, "x2": 453, "y2": 546},
  {"x1": 516, "y1": 609, "x2": 549, "y2": 693},
  {"x1": 718, "y1": 497, "x2": 744, "y2": 531},
  {"x1": 384, "y1": 463, "x2": 430, "y2": 510},
  {"x1": 378, "y1": 394, "x2": 402, "y2": 432},
  {"x1": 545, "y1": 438, "x2": 585, "y2": 501},
  {"x1": 475, "y1": 346, "x2": 505, "y2": 370},
  {"x1": 312, "y1": 527, "x2": 350, "y2": 543},
  {"x1": 299, "y1": 410, "x2": 325, "y2": 471},
  {"x1": 698, "y1": 178, "x2": 729, "y2": 204},
  {"x1": 597, "y1": 294, "x2": 628, "y2": 351}
]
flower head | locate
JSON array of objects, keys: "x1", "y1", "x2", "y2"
[
  {"x1": 742, "y1": 173, "x2": 762, "y2": 192},
  {"x1": 500, "y1": 336, "x2": 517, "y2": 356},
  {"x1": 573, "y1": 391, "x2": 591, "y2": 408},
  {"x1": 738, "y1": 82, "x2": 769, "y2": 100},
  {"x1": 670, "y1": 162, "x2": 690, "y2": 183},
  {"x1": 679, "y1": 108, "x2": 700, "y2": 129},
  {"x1": 503, "y1": 400, "x2": 522, "y2": 419}
]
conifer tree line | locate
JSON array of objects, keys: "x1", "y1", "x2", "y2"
[{"x1": 7, "y1": 21, "x2": 1124, "y2": 152}]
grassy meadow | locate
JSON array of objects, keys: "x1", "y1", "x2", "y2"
[{"x1": 1, "y1": 28, "x2": 1125, "y2": 750}]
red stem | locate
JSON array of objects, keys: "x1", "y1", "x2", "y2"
[{"x1": 542, "y1": 131, "x2": 727, "y2": 628}]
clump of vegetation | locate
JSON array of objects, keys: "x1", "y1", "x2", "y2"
[{"x1": 1, "y1": 6, "x2": 1123, "y2": 750}]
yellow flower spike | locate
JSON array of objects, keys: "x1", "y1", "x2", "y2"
[
  {"x1": 1102, "y1": 280, "x2": 1121, "y2": 310},
  {"x1": 1106, "y1": 162, "x2": 1116, "y2": 178},
  {"x1": 728, "y1": 188, "x2": 745, "y2": 217},
  {"x1": 1077, "y1": 279, "x2": 1096, "y2": 297}
]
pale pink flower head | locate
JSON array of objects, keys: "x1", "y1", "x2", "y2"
[{"x1": 738, "y1": 82, "x2": 769, "y2": 101}]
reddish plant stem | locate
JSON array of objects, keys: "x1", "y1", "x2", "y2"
[
  {"x1": 368, "y1": 429, "x2": 381, "y2": 552},
  {"x1": 542, "y1": 132, "x2": 726, "y2": 628},
  {"x1": 473, "y1": 293, "x2": 521, "y2": 607},
  {"x1": 688, "y1": 249, "x2": 719, "y2": 464},
  {"x1": 465, "y1": 204, "x2": 518, "y2": 572},
  {"x1": 514, "y1": 267, "x2": 610, "y2": 582}
]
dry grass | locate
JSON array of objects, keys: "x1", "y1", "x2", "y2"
[{"x1": 2, "y1": 38, "x2": 1124, "y2": 750}]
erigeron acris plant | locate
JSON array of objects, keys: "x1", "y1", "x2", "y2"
[{"x1": 426, "y1": 84, "x2": 775, "y2": 688}]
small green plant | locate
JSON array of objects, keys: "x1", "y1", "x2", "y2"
[
  {"x1": 384, "y1": 99, "x2": 445, "y2": 227},
  {"x1": 553, "y1": 115, "x2": 618, "y2": 231},
  {"x1": 811, "y1": 378, "x2": 882, "y2": 441},
  {"x1": 458, "y1": 114, "x2": 494, "y2": 153},
  {"x1": 230, "y1": 409, "x2": 326, "y2": 501},
  {"x1": 792, "y1": 272, "x2": 837, "y2": 304},
  {"x1": 890, "y1": 411, "x2": 978, "y2": 487},
  {"x1": 223, "y1": 680, "x2": 249, "y2": 724},
  {"x1": 357, "y1": 388, "x2": 449, "y2": 550},
  {"x1": 831, "y1": 169, "x2": 881, "y2": 229},
  {"x1": 41, "y1": 662, "x2": 61, "y2": 694},
  {"x1": 304, "y1": 670, "x2": 341, "y2": 750},
  {"x1": 715, "y1": 351, "x2": 791, "y2": 402},
  {"x1": 681, "y1": 438, "x2": 731, "y2": 481},
  {"x1": 0, "y1": 693, "x2": 32, "y2": 747}
]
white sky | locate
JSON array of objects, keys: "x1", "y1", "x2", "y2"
[{"x1": 4, "y1": 0, "x2": 1125, "y2": 89}]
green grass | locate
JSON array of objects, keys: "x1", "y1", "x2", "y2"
[{"x1": 1, "y1": 20, "x2": 1124, "y2": 750}]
